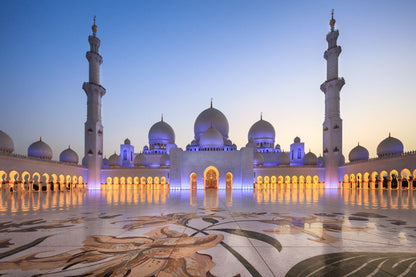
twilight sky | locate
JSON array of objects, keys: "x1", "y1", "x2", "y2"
[{"x1": 1, "y1": 0, "x2": 415, "y2": 161}]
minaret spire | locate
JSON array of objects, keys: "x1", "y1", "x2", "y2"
[
  {"x1": 83, "y1": 16, "x2": 106, "y2": 190},
  {"x1": 330, "y1": 9, "x2": 335, "y2": 31},
  {"x1": 320, "y1": 11, "x2": 345, "y2": 188}
]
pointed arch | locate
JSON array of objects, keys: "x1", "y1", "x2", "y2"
[
  {"x1": 190, "y1": 173, "x2": 197, "y2": 189},
  {"x1": 204, "y1": 166, "x2": 219, "y2": 189}
]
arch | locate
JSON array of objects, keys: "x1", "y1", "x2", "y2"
[
  {"x1": 140, "y1": 177, "x2": 146, "y2": 185},
  {"x1": 51, "y1": 173, "x2": 58, "y2": 183},
  {"x1": 271, "y1": 176, "x2": 277, "y2": 185},
  {"x1": 21, "y1": 171, "x2": 30, "y2": 184},
  {"x1": 401, "y1": 168, "x2": 411, "y2": 179},
  {"x1": 154, "y1": 176, "x2": 160, "y2": 185},
  {"x1": 33, "y1": 172, "x2": 41, "y2": 191},
  {"x1": 113, "y1": 177, "x2": 120, "y2": 185},
  {"x1": 299, "y1": 175, "x2": 305, "y2": 184},
  {"x1": 133, "y1": 177, "x2": 139, "y2": 185},
  {"x1": 58, "y1": 174, "x2": 65, "y2": 184},
  {"x1": 389, "y1": 169, "x2": 399, "y2": 179},
  {"x1": 284, "y1": 176, "x2": 290, "y2": 184},
  {"x1": 264, "y1": 176, "x2": 270, "y2": 184},
  {"x1": 78, "y1": 176, "x2": 83, "y2": 186},
  {"x1": 278, "y1": 176, "x2": 284, "y2": 184},
  {"x1": 190, "y1": 173, "x2": 197, "y2": 189},
  {"x1": 343, "y1": 174, "x2": 349, "y2": 182},
  {"x1": 161, "y1": 176, "x2": 166, "y2": 185},
  {"x1": 313, "y1": 175, "x2": 319, "y2": 184},
  {"x1": 226, "y1": 172, "x2": 233, "y2": 189},
  {"x1": 0, "y1": 170, "x2": 7, "y2": 185},
  {"x1": 147, "y1": 176, "x2": 153, "y2": 184},
  {"x1": 257, "y1": 176, "x2": 263, "y2": 184},
  {"x1": 120, "y1": 177, "x2": 126, "y2": 185},
  {"x1": 204, "y1": 166, "x2": 219, "y2": 189},
  {"x1": 292, "y1": 176, "x2": 298, "y2": 184},
  {"x1": 363, "y1": 172, "x2": 370, "y2": 182},
  {"x1": 8, "y1": 170, "x2": 19, "y2": 183},
  {"x1": 356, "y1": 173, "x2": 362, "y2": 188},
  {"x1": 72, "y1": 175, "x2": 77, "y2": 185},
  {"x1": 106, "y1": 177, "x2": 112, "y2": 185},
  {"x1": 306, "y1": 176, "x2": 312, "y2": 184}
]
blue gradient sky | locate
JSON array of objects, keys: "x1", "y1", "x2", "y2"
[{"x1": 1, "y1": 0, "x2": 415, "y2": 160}]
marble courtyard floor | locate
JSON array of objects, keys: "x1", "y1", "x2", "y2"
[{"x1": 0, "y1": 188, "x2": 416, "y2": 276}]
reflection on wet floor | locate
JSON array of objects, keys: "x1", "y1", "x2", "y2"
[{"x1": 1, "y1": 188, "x2": 416, "y2": 213}]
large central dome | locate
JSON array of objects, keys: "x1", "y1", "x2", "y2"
[{"x1": 194, "y1": 104, "x2": 229, "y2": 141}]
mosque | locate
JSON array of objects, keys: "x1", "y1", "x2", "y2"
[{"x1": 0, "y1": 14, "x2": 415, "y2": 191}]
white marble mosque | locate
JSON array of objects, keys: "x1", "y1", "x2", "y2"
[{"x1": 0, "y1": 13, "x2": 415, "y2": 192}]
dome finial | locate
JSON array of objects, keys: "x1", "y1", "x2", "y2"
[
  {"x1": 161, "y1": 113, "x2": 164, "y2": 122},
  {"x1": 329, "y1": 9, "x2": 336, "y2": 31},
  {"x1": 260, "y1": 112, "x2": 263, "y2": 120},
  {"x1": 40, "y1": 136, "x2": 42, "y2": 142},
  {"x1": 389, "y1": 132, "x2": 391, "y2": 138},
  {"x1": 68, "y1": 145, "x2": 71, "y2": 149},
  {"x1": 210, "y1": 98, "x2": 213, "y2": 108},
  {"x1": 358, "y1": 141, "x2": 360, "y2": 146},
  {"x1": 92, "y1": 16, "x2": 97, "y2": 36}
]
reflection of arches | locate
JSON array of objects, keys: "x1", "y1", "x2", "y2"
[
  {"x1": 190, "y1": 173, "x2": 197, "y2": 189},
  {"x1": 226, "y1": 172, "x2": 233, "y2": 189},
  {"x1": 204, "y1": 166, "x2": 219, "y2": 189}
]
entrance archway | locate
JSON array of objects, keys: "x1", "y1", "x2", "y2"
[
  {"x1": 190, "y1": 173, "x2": 197, "y2": 189},
  {"x1": 204, "y1": 166, "x2": 219, "y2": 189},
  {"x1": 226, "y1": 172, "x2": 233, "y2": 189}
]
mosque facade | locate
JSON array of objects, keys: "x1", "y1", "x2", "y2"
[{"x1": 1, "y1": 14, "x2": 416, "y2": 191}]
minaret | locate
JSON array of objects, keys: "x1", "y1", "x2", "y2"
[
  {"x1": 320, "y1": 10, "x2": 345, "y2": 188},
  {"x1": 83, "y1": 17, "x2": 106, "y2": 189}
]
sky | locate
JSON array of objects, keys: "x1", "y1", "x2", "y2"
[{"x1": 0, "y1": 0, "x2": 415, "y2": 161}]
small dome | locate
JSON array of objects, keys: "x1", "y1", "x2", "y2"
[
  {"x1": 199, "y1": 127, "x2": 224, "y2": 148},
  {"x1": 191, "y1": 139, "x2": 198, "y2": 146},
  {"x1": 0, "y1": 130, "x2": 14, "y2": 153},
  {"x1": 59, "y1": 146, "x2": 79, "y2": 164},
  {"x1": 253, "y1": 152, "x2": 264, "y2": 166},
  {"x1": 377, "y1": 134, "x2": 404, "y2": 157},
  {"x1": 225, "y1": 139, "x2": 232, "y2": 146},
  {"x1": 248, "y1": 119, "x2": 275, "y2": 142},
  {"x1": 108, "y1": 153, "x2": 122, "y2": 167},
  {"x1": 149, "y1": 119, "x2": 175, "y2": 145},
  {"x1": 194, "y1": 105, "x2": 229, "y2": 141},
  {"x1": 134, "y1": 153, "x2": 147, "y2": 167},
  {"x1": 275, "y1": 144, "x2": 281, "y2": 150},
  {"x1": 303, "y1": 151, "x2": 317, "y2": 165},
  {"x1": 317, "y1": 155, "x2": 324, "y2": 166},
  {"x1": 276, "y1": 152, "x2": 290, "y2": 166},
  {"x1": 160, "y1": 153, "x2": 170, "y2": 166},
  {"x1": 246, "y1": 138, "x2": 256, "y2": 148},
  {"x1": 28, "y1": 138, "x2": 53, "y2": 160},
  {"x1": 124, "y1": 138, "x2": 131, "y2": 145},
  {"x1": 349, "y1": 143, "x2": 369, "y2": 162},
  {"x1": 294, "y1": 136, "x2": 301, "y2": 143},
  {"x1": 102, "y1": 157, "x2": 109, "y2": 168}
]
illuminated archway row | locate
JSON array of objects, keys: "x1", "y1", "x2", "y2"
[
  {"x1": 0, "y1": 169, "x2": 84, "y2": 192},
  {"x1": 255, "y1": 175, "x2": 322, "y2": 189},
  {"x1": 342, "y1": 168, "x2": 416, "y2": 190},
  {"x1": 104, "y1": 176, "x2": 168, "y2": 190}
]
